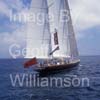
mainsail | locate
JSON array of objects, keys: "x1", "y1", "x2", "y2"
[
  {"x1": 26, "y1": 0, "x2": 52, "y2": 58},
  {"x1": 51, "y1": 0, "x2": 79, "y2": 61}
]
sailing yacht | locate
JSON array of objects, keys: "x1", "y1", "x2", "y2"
[{"x1": 24, "y1": 0, "x2": 80, "y2": 75}]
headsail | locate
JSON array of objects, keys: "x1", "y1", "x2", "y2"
[
  {"x1": 26, "y1": 0, "x2": 52, "y2": 58},
  {"x1": 65, "y1": 0, "x2": 79, "y2": 60},
  {"x1": 51, "y1": 0, "x2": 79, "y2": 60}
]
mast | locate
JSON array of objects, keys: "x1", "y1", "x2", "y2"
[{"x1": 25, "y1": 0, "x2": 52, "y2": 58}]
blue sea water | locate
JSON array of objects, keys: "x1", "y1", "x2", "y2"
[{"x1": 0, "y1": 56, "x2": 100, "y2": 100}]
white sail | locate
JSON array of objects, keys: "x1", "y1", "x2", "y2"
[
  {"x1": 51, "y1": 0, "x2": 79, "y2": 60},
  {"x1": 66, "y1": 0, "x2": 79, "y2": 60},
  {"x1": 26, "y1": 0, "x2": 51, "y2": 58}
]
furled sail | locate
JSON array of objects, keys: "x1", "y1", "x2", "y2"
[
  {"x1": 52, "y1": 0, "x2": 79, "y2": 61},
  {"x1": 25, "y1": 0, "x2": 52, "y2": 58}
]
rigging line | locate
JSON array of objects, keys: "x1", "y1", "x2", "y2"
[
  {"x1": 65, "y1": 0, "x2": 71, "y2": 57},
  {"x1": 41, "y1": 0, "x2": 46, "y2": 44},
  {"x1": 62, "y1": 0, "x2": 69, "y2": 51},
  {"x1": 48, "y1": 22, "x2": 52, "y2": 57},
  {"x1": 67, "y1": 24, "x2": 71, "y2": 57},
  {"x1": 46, "y1": 2, "x2": 52, "y2": 57},
  {"x1": 25, "y1": 38, "x2": 50, "y2": 40},
  {"x1": 62, "y1": 20, "x2": 66, "y2": 43},
  {"x1": 58, "y1": 0, "x2": 62, "y2": 29},
  {"x1": 48, "y1": 2, "x2": 54, "y2": 8},
  {"x1": 62, "y1": 0, "x2": 66, "y2": 43},
  {"x1": 42, "y1": 21, "x2": 48, "y2": 44},
  {"x1": 63, "y1": 23, "x2": 70, "y2": 56},
  {"x1": 31, "y1": 7, "x2": 48, "y2": 9},
  {"x1": 64, "y1": 0, "x2": 72, "y2": 57}
]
